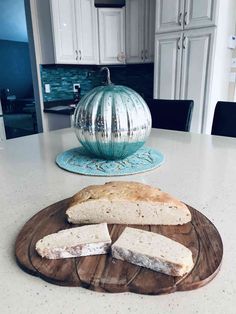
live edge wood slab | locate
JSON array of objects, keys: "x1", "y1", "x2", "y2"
[{"x1": 15, "y1": 198, "x2": 223, "y2": 295}]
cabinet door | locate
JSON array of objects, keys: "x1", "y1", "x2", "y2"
[
  {"x1": 144, "y1": 0, "x2": 156, "y2": 63},
  {"x1": 50, "y1": 0, "x2": 77, "y2": 63},
  {"x1": 184, "y1": 0, "x2": 217, "y2": 29},
  {"x1": 0, "y1": 117, "x2": 6, "y2": 141},
  {"x1": 126, "y1": 0, "x2": 145, "y2": 64},
  {"x1": 155, "y1": 0, "x2": 185, "y2": 33},
  {"x1": 180, "y1": 28, "x2": 215, "y2": 133},
  {"x1": 98, "y1": 8, "x2": 125, "y2": 64},
  {"x1": 75, "y1": 0, "x2": 99, "y2": 64},
  {"x1": 153, "y1": 32, "x2": 182, "y2": 99}
]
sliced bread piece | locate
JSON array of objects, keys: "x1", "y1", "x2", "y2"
[
  {"x1": 111, "y1": 227, "x2": 194, "y2": 276},
  {"x1": 66, "y1": 181, "x2": 191, "y2": 225},
  {"x1": 35, "y1": 223, "x2": 111, "y2": 259}
]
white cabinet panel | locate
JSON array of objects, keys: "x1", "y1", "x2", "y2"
[
  {"x1": 0, "y1": 117, "x2": 6, "y2": 141},
  {"x1": 75, "y1": 0, "x2": 99, "y2": 64},
  {"x1": 126, "y1": 0, "x2": 155, "y2": 63},
  {"x1": 184, "y1": 0, "x2": 217, "y2": 29},
  {"x1": 154, "y1": 32, "x2": 182, "y2": 99},
  {"x1": 144, "y1": 0, "x2": 156, "y2": 62},
  {"x1": 126, "y1": 0, "x2": 145, "y2": 63},
  {"x1": 180, "y1": 28, "x2": 215, "y2": 133},
  {"x1": 98, "y1": 8, "x2": 125, "y2": 64},
  {"x1": 50, "y1": 0, "x2": 77, "y2": 63},
  {"x1": 156, "y1": 0, "x2": 185, "y2": 33}
]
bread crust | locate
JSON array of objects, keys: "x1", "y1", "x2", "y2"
[{"x1": 70, "y1": 181, "x2": 187, "y2": 209}]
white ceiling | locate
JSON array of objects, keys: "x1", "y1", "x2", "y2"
[{"x1": 0, "y1": 0, "x2": 28, "y2": 42}]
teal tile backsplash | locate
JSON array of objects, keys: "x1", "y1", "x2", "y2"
[{"x1": 41, "y1": 64, "x2": 154, "y2": 102}]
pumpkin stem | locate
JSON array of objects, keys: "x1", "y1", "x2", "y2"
[{"x1": 100, "y1": 67, "x2": 113, "y2": 85}]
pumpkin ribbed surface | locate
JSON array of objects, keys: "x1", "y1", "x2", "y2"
[{"x1": 74, "y1": 85, "x2": 151, "y2": 160}]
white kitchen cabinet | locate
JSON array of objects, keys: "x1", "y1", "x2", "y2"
[
  {"x1": 50, "y1": 0, "x2": 99, "y2": 64},
  {"x1": 126, "y1": 0, "x2": 155, "y2": 63},
  {"x1": 75, "y1": 0, "x2": 99, "y2": 64},
  {"x1": 50, "y1": 0, "x2": 77, "y2": 63},
  {"x1": 98, "y1": 8, "x2": 125, "y2": 65},
  {"x1": 153, "y1": 27, "x2": 215, "y2": 133},
  {"x1": 153, "y1": 32, "x2": 182, "y2": 99},
  {"x1": 144, "y1": 0, "x2": 156, "y2": 62},
  {"x1": 155, "y1": 0, "x2": 217, "y2": 34},
  {"x1": 155, "y1": 0, "x2": 185, "y2": 34},
  {"x1": 184, "y1": 0, "x2": 217, "y2": 30},
  {"x1": 180, "y1": 28, "x2": 214, "y2": 133}
]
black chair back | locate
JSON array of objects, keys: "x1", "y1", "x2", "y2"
[
  {"x1": 211, "y1": 101, "x2": 236, "y2": 137},
  {"x1": 148, "y1": 99, "x2": 194, "y2": 132}
]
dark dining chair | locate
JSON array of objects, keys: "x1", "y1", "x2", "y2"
[
  {"x1": 148, "y1": 99, "x2": 194, "y2": 132},
  {"x1": 211, "y1": 101, "x2": 236, "y2": 137}
]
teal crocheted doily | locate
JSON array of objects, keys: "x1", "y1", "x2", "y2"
[{"x1": 56, "y1": 146, "x2": 164, "y2": 176}]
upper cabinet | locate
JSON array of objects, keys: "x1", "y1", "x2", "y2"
[
  {"x1": 126, "y1": 0, "x2": 144, "y2": 63},
  {"x1": 50, "y1": 0, "x2": 99, "y2": 64},
  {"x1": 50, "y1": 0, "x2": 77, "y2": 63},
  {"x1": 155, "y1": 0, "x2": 217, "y2": 34},
  {"x1": 44, "y1": 0, "x2": 155, "y2": 65},
  {"x1": 75, "y1": 0, "x2": 99, "y2": 64},
  {"x1": 126, "y1": 0, "x2": 155, "y2": 63},
  {"x1": 144, "y1": 0, "x2": 156, "y2": 62},
  {"x1": 184, "y1": 0, "x2": 217, "y2": 30},
  {"x1": 98, "y1": 8, "x2": 125, "y2": 64},
  {"x1": 126, "y1": 0, "x2": 156, "y2": 63},
  {"x1": 156, "y1": 0, "x2": 184, "y2": 34}
]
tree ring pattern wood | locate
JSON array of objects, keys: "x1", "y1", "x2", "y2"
[{"x1": 15, "y1": 198, "x2": 223, "y2": 295}]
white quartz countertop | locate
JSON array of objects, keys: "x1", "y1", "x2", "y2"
[{"x1": 0, "y1": 128, "x2": 236, "y2": 314}]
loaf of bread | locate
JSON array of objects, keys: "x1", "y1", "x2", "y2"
[
  {"x1": 35, "y1": 223, "x2": 111, "y2": 259},
  {"x1": 112, "y1": 227, "x2": 194, "y2": 276},
  {"x1": 66, "y1": 181, "x2": 191, "y2": 225}
]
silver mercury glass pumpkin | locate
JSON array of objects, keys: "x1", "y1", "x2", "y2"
[{"x1": 73, "y1": 67, "x2": 152, "y2": 160}]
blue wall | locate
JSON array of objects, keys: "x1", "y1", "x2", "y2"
[
  {"x1": 41, "y1": 64, "x2": 154, "y2": 102},
  {"x1": 0, "y1": 0, "x2": 28, "y2": 42},
  {"x1": 0, "y1": 40, "x2": 33, "y2": 98}
]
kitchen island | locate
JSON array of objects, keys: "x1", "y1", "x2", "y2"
[{"x1": 0, "y1": 128, "x2": 235, "y2": 313}]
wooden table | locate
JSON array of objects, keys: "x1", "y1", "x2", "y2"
[{"x1": 0, "y1": 128, "x2": 235, "y2": 314}]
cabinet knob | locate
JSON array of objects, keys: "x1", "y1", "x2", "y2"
[
  {"x1": 145, "y1": 49, "x2": 148, "y2": 60},
  {"x1": 79, "y1": 50, "x2": 82, "y2": 61},
  {"x1": 178, "y1": 12, "x2": 182, "y2": 26},
  {"x1": 75, "y1": 50, "x2": 78, "y2": 61}
]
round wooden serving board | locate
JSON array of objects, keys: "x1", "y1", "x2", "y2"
[{"x1": 15, "y1": 198, "x2": 223, "y2": 295}]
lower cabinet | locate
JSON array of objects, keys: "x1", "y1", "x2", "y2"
[
  {"x1": 44, "y1": 113, "x2": 73, "y2": 132},
  {"x1": 154, "y1": 27, "x2": 215, "y2": 133}
]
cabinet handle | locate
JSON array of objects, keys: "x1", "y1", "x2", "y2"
[
  {"x1": 177, "y1": 37, "x2": 181, "y2": 50},
  {"x1": 75, "y1": 50, "x2": 78, "y2": 61},
  {"x1": 178, "y1": 12, "x2": 182, "y2": 26},
  {"x1": 184, "y1": 12, "x2": 188, "y2": 25},
  {"x1": 145, "y1": 49, "x2": 148, "y2": 60},
  {"x1": 183, "y1": 36, "x2": 186, "y2": 49},
  {"x1": 141, "y1": 50, "x2": 144, "y2": 61},
  {"x1": 117, "y1": 52, "x2": 126, "y2": 63},
  {"x1": 79, "y1": 50, "x2": 82, "y2": 61}
]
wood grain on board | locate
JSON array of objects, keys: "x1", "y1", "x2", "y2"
[{"x1": 15, "y1": 198, "x2": 223, "y2": 295}]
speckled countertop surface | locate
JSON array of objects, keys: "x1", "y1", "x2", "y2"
[{"x1": 0, "y1": 128, "x2": 236, "y2": 314}]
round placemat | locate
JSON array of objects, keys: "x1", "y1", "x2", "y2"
[{"x1": 56, "y1": 146, "x2": 164, "y2": 176}]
